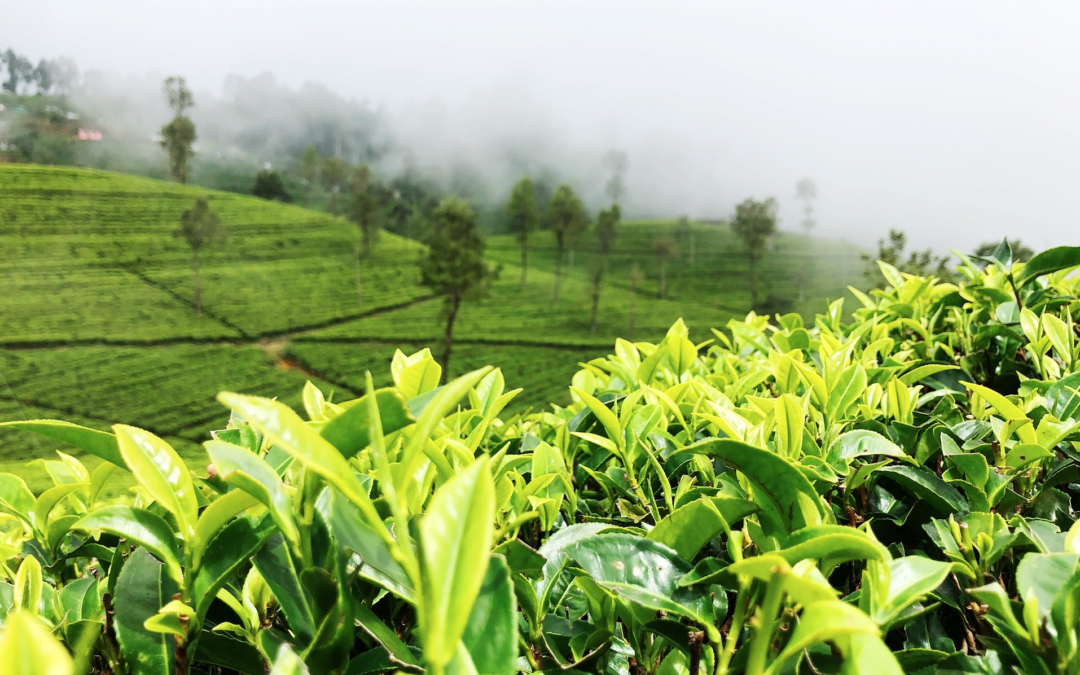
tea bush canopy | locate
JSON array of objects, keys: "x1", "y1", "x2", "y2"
[{"x1": 2, "y1": 244, "x2": 1080, "y2": 673}]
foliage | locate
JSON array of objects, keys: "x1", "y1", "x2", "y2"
[
  {"x1": 420, "y1": 197, "x2": 499, "y2": 380},
  {"x1": 730, "y1": 197, "x2": 778, "y2": 310},
  {"x1": 507, "y1": 177, "x2": 539, "y2": 289},
  {"x1": 862, "y1": 229, "x2": 951, "y2": 288},
  {"x1": 3, "y1": 242, "x2": 1080, "y2": 674},
  {"x1": 0, "y1": 93, "x2": 79, "y2": 164},
  {"x1": 251, "y1": 170, "x2": 291, "y2": 203},
  {"x1": 160, "y1": 77, "x2": 196, "y2": 184}
]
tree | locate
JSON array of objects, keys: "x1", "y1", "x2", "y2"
[
  {"x1": 321, "y1": 156, "x2": 350, "y2": 214},
  {"x1": 175, "y1": 198, "x2": 226, "y2": 317},
  {"x1": 544, "y1": 184, "x2": 587, "y2": 305},
  {"x1": 298, "y1": 146, "x2": 321, "y2": 204},
  {"x1": 731, "y1": 197, "x2": 778, "y2": 309},
  {"x1": 348, "y1": 165, "x2": 383, "y2": 305},
  {"x1": 252, "y1": 170, "x2": 291, "y2": 202},
  {"x1": 1, "y1": 50, "x2": 33, "y2": 94},
  {"x1": 861, "y1": 229, "x2": 952, "y2": 288},
  {"x1": 506, "y1": 177, "x2": 538, "y2": 289},
  {"x1": 653, "y1": 235, "x2": 678, "y2": 300},
  {"x1": 628, "y1": 263, "x2": 644, "y2": 342},
  {"x1": 160, "y1": 76, "x2": 196, "y2": 183},
  {"x1": 795, "y1": 178, "x2": 817, "y2": 234},
  {"x1": 603, "y1": 149, "x2": 629, "y2": 204},
  {"x1": 589, "y1": 204, "x2": 620, "y2": 334},
  {"x1": 419, "y1": 197, "x2": 497, "y2": 381}
]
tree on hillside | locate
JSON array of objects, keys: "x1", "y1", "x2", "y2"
[
  {"x1": 589, "y1": 204, "x2": 620, "y2": 333},
  {"x1": 175, "y1": 198, "x2": 226, "y2": 317},
  {"x1": 298, "y1": 145, "x2": 321, "y2": 203},
  {"x1": 160, "y1": 76, "x2": 197, "y2": 184},
  {"x1": 252, "y1": 169, "x2": 291, "y2": 202},
  {"x1": 628, "y1": 262, "x2": 644, "y2": 342},
  {"x1": 731, "y1": 197, "x2": 778, "y2": 309},
  {"x1": 506, "y1": 177, "x2": 539, "y2": 289},
  {"x1": 795, "y1": 178, "x2": 817, "y2": 234},
  {"x1": 603, "y1": 149, "x2": 629, "y2": 204},
  {"x1": 420, "y1": 197, "x2": 497, "y2": 381},
  {"x1": 321, "y1": 156, "x2": 350, "y2": 214},
  {"x1": 862, "y1": 229, "x2": 952, "y2": 287},
  {"x1": 545, "y1": 184, "x2": 588, "y2": 305},
  {"x1": 653, "y1": 235, "x2": 678, "y2": 300},
  {"x1": 348, "y1": 165, "x2": 383, "y2": 305},
  {"x1": 1, "y1": 50, "x2": 33, "y2": 93}
]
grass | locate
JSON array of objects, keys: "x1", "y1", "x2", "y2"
[{"x1": 0, "y1": 164, "x2": 865, "y2": 490}]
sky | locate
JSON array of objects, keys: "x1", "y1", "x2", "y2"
[{"x1": 5, "y1": 1, "x2": 1080, "y2": 252}]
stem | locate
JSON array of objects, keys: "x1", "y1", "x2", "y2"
[
  {"x1": 717, "y1": 586, "x2": 749, "y2": 675},
  {"x1": 1007, "y1": 273, "x2": 1024, "y2": 311},
  {"x1": 746, "y1": 570, "x2": 786, "y2": 675},
  {"x1": 689, "y1": 631, "x2": 704, "y2": 675}
]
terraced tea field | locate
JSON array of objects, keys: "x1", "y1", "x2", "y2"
[{"x1": 0, "y1": 164, "x2": 864, "y2": 489}]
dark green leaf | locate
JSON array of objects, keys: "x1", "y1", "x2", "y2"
[
  {"x1": 685, "y1": 438, "x2": 828, "y2": 535},
  {"x1": 74, "y1": 506, "x2": 182, "y2": 584},
  {"x1": 0, "y1": 420, "x2": 125, "y2": 468},
  {"x1": 252, "y1": 534, "x2": 314, "y2": 641},
  {"x1": 195, "y1": 632, "x2": 265, "y2": 675},
  {"x1": 647, "y1": 497, "x2": 759, "y2": 560},
  {"x1": 461, "y1": 555, "x2": 517, "y2": 675},
  {"x1": 875, "y1": 465, "x2": 968, "y2": 514},
  {"x1": 321, "y1": 388, "x2": 415, "y2": 458},
  {"x1": 192, "y1": 515, "x2": 276, "y2": 620},
  {"x1": 1016, "y1": 246, "x2": 1080, "y2": 287},
  {"x1": 113, "y1": 548, "x2": 178, "y2": 675}
]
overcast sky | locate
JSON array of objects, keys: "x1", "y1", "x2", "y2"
[{"x1": 5, "y1": 1, "x2": 1079, "y2": 251}]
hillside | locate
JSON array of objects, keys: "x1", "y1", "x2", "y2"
[{"x1": 0, "y1": 165, "x2": 864, "y2": 488}]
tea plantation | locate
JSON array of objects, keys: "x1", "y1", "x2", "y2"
[
  {"x1": 0, "y1": 241, "x2": 1078, "y2": 674},
  {"x1": 0, "y1": 164, "x2": 862, "y2": 489}
]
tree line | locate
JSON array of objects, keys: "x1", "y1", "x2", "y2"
[
  {"x1": 0, "y1": 48, "x2": 78, "y2": 95},
  {"x1": 169, "y1": 74, "x2": 784, "y2": 383}
]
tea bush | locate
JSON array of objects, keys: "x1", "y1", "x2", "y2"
[{"x1": 1, "y1": 241, "x2": 1079, "y2": 675}]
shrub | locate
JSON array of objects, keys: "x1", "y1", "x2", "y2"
[{"x1": 1, "y1": 243, "x2": 1079, "y2": 674}]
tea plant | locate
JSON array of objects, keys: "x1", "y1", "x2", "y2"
[{"x1": 1, "y1": 240, "x2": 1079, "y2": 674}]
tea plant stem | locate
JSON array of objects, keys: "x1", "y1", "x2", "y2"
[
  {"x1": 717, "y1": 586, "x2": 749, "y2": 675},
  {"x1": 745, "y1": 570, "x2": 785, "y2": 675}
]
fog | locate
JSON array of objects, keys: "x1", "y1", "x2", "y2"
[{"x1": 6, "y1": 1, "x2": 1080, "y2": 251}]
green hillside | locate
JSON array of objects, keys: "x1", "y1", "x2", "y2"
[{"x1": 0, "y1": 164, "x2": 863, "y2": 488}]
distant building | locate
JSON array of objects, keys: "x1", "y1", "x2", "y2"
[{"x1": 77, "y1": 129, "x2": 103, "y2": 141}]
